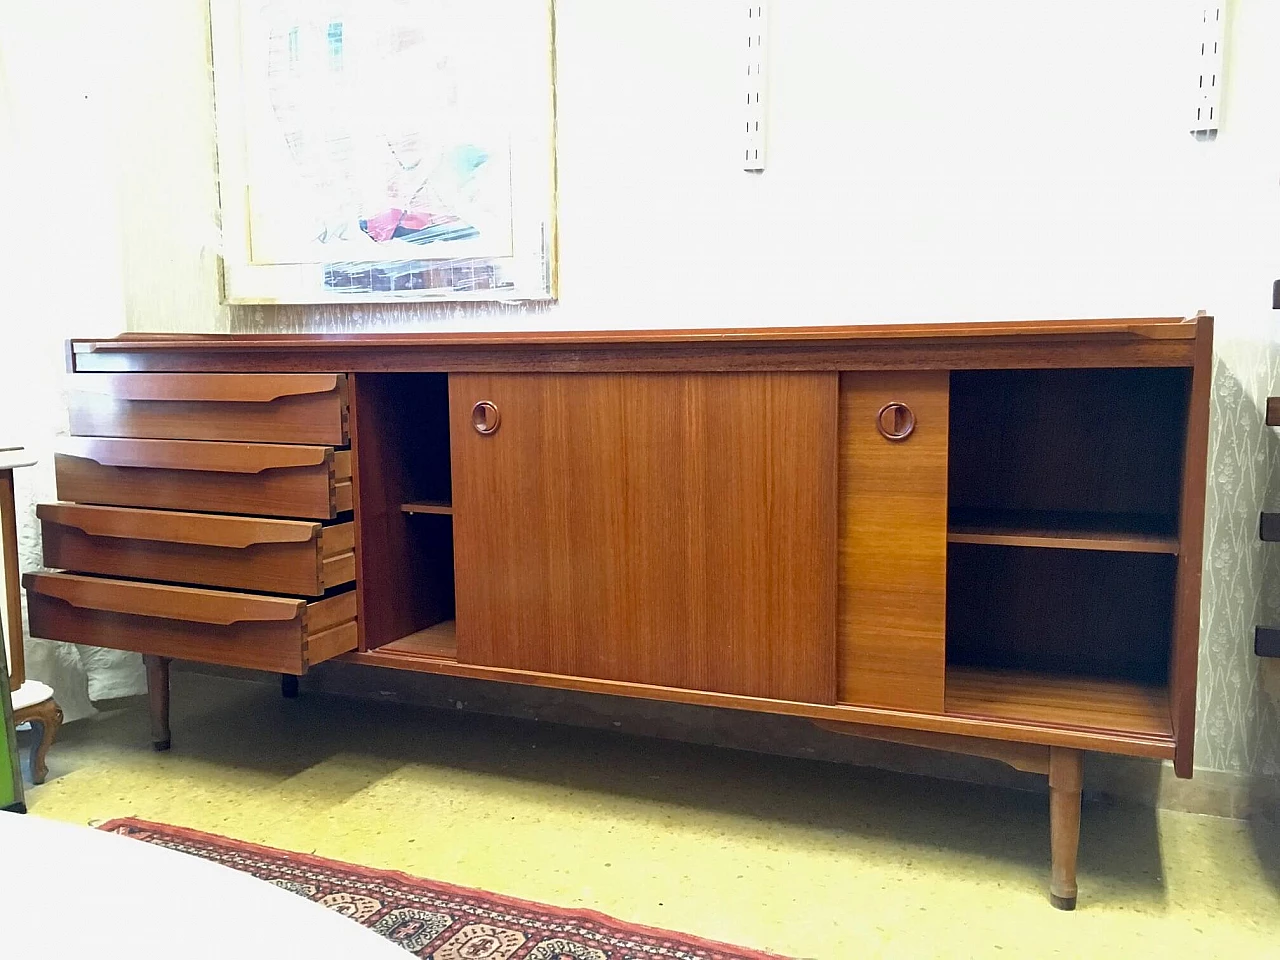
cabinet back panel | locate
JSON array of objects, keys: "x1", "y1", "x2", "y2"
[
  {"x1": 949, "y1": 368, "x2": 1190, "y2": 521},
  {"x1": 947, "y1": 543, "x2": 1175, "y2": 685}
]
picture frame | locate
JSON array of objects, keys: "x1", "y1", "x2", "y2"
[{"x1": 210, "y1": 0, "x2": 557, "y2": 304}]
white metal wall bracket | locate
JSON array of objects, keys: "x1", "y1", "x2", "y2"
[
  {"x1": 744, "y1": 2, "x2": 769, "y2": 171},
  {"x1": 1190, "y1": 3, "x2": 1228, "y2": 140}
]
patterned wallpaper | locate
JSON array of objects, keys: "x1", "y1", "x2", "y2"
[
  {"x1": 232, "y1": 306, "x2": 1280, "y2": 779},
  {"x1": 1199, "y1": 334, "x2": 1280, "y2": 775}
]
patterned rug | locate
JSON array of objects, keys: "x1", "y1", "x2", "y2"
[{"x1": 100, "y1": 818, "x2": 789, "y2": 960}]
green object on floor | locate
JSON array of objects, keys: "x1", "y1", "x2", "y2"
[{"x1": 0, "y1": 633, "x2": 24, "y2": 813}]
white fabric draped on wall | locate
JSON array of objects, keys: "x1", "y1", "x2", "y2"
[{"x1": 0, "y1": 14, "x2": 146, "y2": 719}]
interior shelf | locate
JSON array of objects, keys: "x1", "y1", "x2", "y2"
[
  {"x1": 945, "y1": 667, "x2": 1171, "y2": 739},
  {"x1": 948, "y1": 509, "x2": 1179, "y2": 555},
  {"x1": 401, "y1": 500, "x2": 454, "y2": 516},
  {"x1": 377, "y1": 620, "x2": 458, "y2": 662}
]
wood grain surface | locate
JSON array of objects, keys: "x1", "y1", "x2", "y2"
[
  {"x1": 24, "y1": 573, "x2": 355, "y2": 673},
  {"x1": 68, "y1": 373, "x2": 348, "y2": 444},
  {"x1": 945, "y1": 667, "x2": 1171, "y2": 739},
  {"x1": 837, "y1": 372, "x2": 949, "y2": 711},
  {"x1": 55, "y1": 441, "x2": 341, "y2": 520},
  {"x1": 947, "y1": 509, "x2": 1179, "y2": 555},
  {"x1": 450, "y1": 371, "x2": 837, "y2": 703},
  {"x1": 1169, "y1": 317, "x2": 1213, "y2": 777},
  {"x1": 342, "y1": 642, "x2": 1176, "y2": 758},
  {"x1": 39, "y1": 506, "x2": 350, "y2": 596}
]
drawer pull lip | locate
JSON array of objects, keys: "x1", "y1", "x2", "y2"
[
  {"x1": 56, "y1": 437, "x2": 331, "y2": 474},
  {"x1": 36, "y1": 503, "x2": 323, "y2": 549},
  {"x1": 71, "y1": 373, "x2": 343, "y2": 403},
  {"x1": 22, "y1": 572, "x2": 305, "y2": 626}
]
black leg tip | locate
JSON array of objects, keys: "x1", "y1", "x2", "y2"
[
  {"x1": 2, "y1": 802, "x2": 27, "y2": 815},
  {"x1": 281, "y1": 675, "x2": 300, "y2": 699},
  {"x1": 1049, "y1": 893, "x2": 1077, "y2": 911},
  {"x1": 152, "y1": 739, "x2": 171, "y2": 752}
]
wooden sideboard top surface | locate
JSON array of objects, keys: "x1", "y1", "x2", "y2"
[{"x1": 69, "y1": 317, "x2": 1204, "y2": 373}]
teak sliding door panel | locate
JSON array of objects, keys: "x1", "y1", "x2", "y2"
[
  {"x1": 838, "y1": 372, "x2": 949, "y2": 712},
  {"x1": 450, "y1": 372, "x2": 837, "y2": 704}
]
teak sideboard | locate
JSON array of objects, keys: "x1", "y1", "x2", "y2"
[{"x1": 25, "y1": 317, "x2": 1212, "y2": 909}]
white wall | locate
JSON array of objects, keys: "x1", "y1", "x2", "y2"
[
  {"x1": 240, "y1": 0, "x2": 1269, "y2": 333},
  {"x1": 0, "y1": 2, "x2": 149, "y2": 716}
]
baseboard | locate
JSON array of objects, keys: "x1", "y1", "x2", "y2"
[
  {"x1": 1091, "y1": 755, "x2": 1278, "y2": 820},
  {"x1": 179, "y1": 659, "x2": 1277, "y2": 821}
]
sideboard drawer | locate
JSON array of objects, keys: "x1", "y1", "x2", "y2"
[
  {"x1": 38, "y1": 503, "x2": 355, "y2": 596},
  {"x1": 23, "y1": 572, "x2": 357, "y2": 674},
  {"x1": 68, "y1": 373, "x2": 349, "y2": 445},
  {"x1": 54, "y1": 438, "x2": 352, "y2": 519}
]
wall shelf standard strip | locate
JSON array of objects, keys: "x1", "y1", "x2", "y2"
[
  {"x1": 401, "y1": 501, "x2": 454, "y2": 516},
  {"x1": 947, "y1": 510, "x2": 1179, "y2": 555}
]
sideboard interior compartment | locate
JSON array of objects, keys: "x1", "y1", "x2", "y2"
[
  {"x1": 943, "y1": 367, "x2": 1189, "y2": 739},
  {"x1": 351, "y1": 373, "x2": 455, "y2": 652},
  {"x1": 948, "y1": 367, "x2": 1191, "y2": 539},
  {"x1": 946, "y1": 542, "x2": 1176, "y2": 684}
]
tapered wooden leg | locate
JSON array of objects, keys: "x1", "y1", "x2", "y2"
[
  {"x1": 14, "y1": 697, "x2": 63, "y2": 785},
  {"x1": 281, "y1": 674, "x2": 300, "y2": 699},
  {"x1": 144, "y1": 655, "x2": 171, "y2": 751},
  {"x1": 1048, "y1": 747, "x2": 1083, "y2": 910}
]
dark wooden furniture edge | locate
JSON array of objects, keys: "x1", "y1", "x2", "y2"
[
  {"x1": 1169, "y1": 316, "x2": 1213, "y2": 777},
  {"x1": 1261, "y1": 513, "x2": 1280, "y2": 542},
  {"x1": 67, "y1": 318, "x2": 1202, "y2": 373},
  {"x1": 338, "y1": 645, "x2": 1175, "y2": 759},
  {"x1": 73, "y1": 317, "x2": 1198, "y2": 348},
  {"x1": 1255, "y1": 627, "x2": 1280, "y2": 658}
]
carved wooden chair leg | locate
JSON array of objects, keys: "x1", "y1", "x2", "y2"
[
  {"x1": 144, "y1": 655, "x2": 172, "y2": 751},
  {"x1": 281, "y1": 674, "x2": 300, "y2": 699},
  {"x1": 1048, "y1": 747, "x2": 1084, "y2": 910},
  {"x1": 14, "y1": 698, "x2": 63, "y2": 785}
]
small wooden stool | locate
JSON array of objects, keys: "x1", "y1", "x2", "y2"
[{"x1": 1, "y1": 447, "x2": 62, "y2": 784}]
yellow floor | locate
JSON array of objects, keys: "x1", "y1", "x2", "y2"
[{"x1": 21, "y1": 672, "x2": 1280, "y2": 959}]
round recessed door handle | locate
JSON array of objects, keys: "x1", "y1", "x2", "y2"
[
  {"x1": 875, "y1": 401, "x2": 916, "y2": 441},
  {"x1": 471, "y1": 400, "x2": 501, "y2": 435}
]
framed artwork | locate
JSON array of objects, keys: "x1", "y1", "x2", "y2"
[{"x1": 210, "y1": 0, "x2": 557, "y2": 303}]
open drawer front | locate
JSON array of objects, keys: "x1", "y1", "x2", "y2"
[
  {"x1": 54, "y1": 437, "x2": 352, "y2": 520},
  {"x1": 67, "y1": 373, "x2": 349, "y2": 444},
  {"x1": 23, "y1": 572, "x2": 357, "y2": 674},
  {"x1": 38, "y1": 503, "x2": 355, "y2": 596}
]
